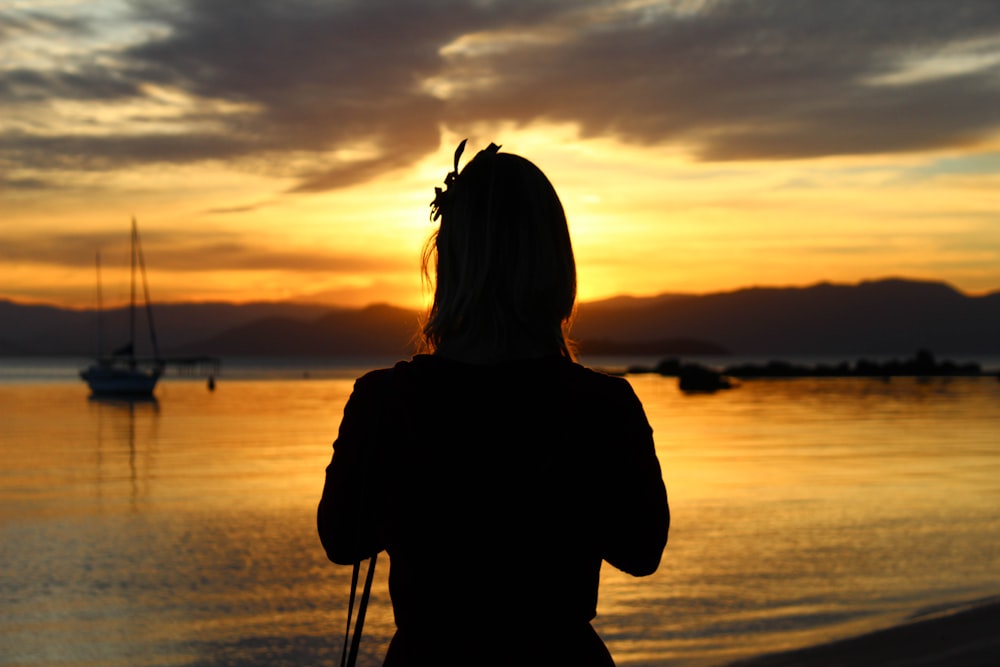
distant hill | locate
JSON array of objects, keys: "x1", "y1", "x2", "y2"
[
  {"x1": 573, "y1": 278, "x2": 1000, "y2": 356},
  {"x1": 0, "y1": 300, "x2": 337, "y2": 357},
  {"x1": 176, "y1": 303, "x2": 422, "y2": 357},
  {"x1": 2, "y1": 278, "x2": 998, "y2": 358}
]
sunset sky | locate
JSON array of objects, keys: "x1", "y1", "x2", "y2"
[{"x1": 3, "y1": 0, "x2": 1000, "y2": 310}]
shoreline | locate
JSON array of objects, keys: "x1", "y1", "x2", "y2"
[{"x1": 723, "y1": 596, "x2": 1000, "y2": 666}]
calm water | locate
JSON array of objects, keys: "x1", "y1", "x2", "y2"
[{"x1": 2, "y1": 359, "x2": 999, "y2": 666}]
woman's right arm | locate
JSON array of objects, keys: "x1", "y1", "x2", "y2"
[{"x1": 317, "y1": 372, "x2": 389, "y2": 565}]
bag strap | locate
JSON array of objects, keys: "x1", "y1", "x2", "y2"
[
  {"x1": 341, "y1": 368, "x2": 396, "y2": 666},
  {"x1": 339, "y1": 560, "x2": 360, "y2": 667},
  {"x1": 340, "y1": 553, "x2": 377, "y2": 667}
]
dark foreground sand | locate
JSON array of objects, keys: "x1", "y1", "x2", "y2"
[{"x1": 725, "y1": 597, "x2": 1000, "y2": 667}]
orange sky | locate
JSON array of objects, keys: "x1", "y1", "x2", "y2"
[{"x1": 3, "y1": 1, "x2": 1000, "y2": 310}]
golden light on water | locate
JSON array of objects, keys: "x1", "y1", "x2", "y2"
[{"x1": 7, "y1": 368, "x2": 1000, "y2": 665}]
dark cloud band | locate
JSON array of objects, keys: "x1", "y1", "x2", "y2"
[
  {"x1": 0, "y1": 229, "x2": 407, "y2": 274},
  {"x1": 2, "y1": 0, "x2": 999, "y2": 191}
]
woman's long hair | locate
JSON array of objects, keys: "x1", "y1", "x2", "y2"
[{"x1": 420, "y1": 144, "x2": 577, "y2": 360}]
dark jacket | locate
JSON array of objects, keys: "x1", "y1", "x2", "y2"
[{"x1": 318, "y1": 354, "x2": 669, "y2": 665}]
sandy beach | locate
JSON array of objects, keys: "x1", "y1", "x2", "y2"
[{"x1": 726, "y1": 597, "x2": 1000, "y2": 667}]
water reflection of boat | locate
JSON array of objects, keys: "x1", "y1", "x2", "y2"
[
  {"x1": 80, "y1": 218, "x2": 164, "y2": 397},
  {"x1": 90, "y1": 393, "x2": 160, "y2": 509},
  {"x1": 87, "y1": 394, "x2": 160, "y2": 408}
]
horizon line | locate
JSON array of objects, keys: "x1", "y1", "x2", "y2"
[{"x1": 3, "y1": 275, "x2": 998, "y2": 312}]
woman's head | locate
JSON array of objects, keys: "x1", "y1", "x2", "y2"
[{"x1": 421, "y1": 141, "x2": 577, "y2": 360}]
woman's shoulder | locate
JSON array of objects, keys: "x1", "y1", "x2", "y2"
[
  {"x1": 353, "y1": 366, "x2": 395, "y2": 387},
  {"x1": 351, "y1": 357, "x2": 441, "y2": 394},
  {"x1": 353, "y1": 355, "x2": 637, "y2": 401},
  {"x1": 350, "y1": 361, "x2": 414, "y2": 398},
  {"x1": 563, "y1": 360, "x2": 637, "y2": 392}
]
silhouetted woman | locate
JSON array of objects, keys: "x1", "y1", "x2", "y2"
[{"x1": 318, "y1": 141, "x2": 669, "y2": 666}]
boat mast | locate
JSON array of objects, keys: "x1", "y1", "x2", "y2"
[
  {"x1": 96, "y1": 250, "x2": 104, "y2": 358},
  {"x1": 130, "y1": 218, "x2": 137, "y2": 369},
  {"x1": 133, "y1": 217, "x2": 161, "y2": 363}
]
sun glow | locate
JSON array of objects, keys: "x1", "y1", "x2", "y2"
[
  {"x1": 4, "y1": 1, "x2": 1000, "y2": 310},
  {"x1": 5, "y1": 125, "x2": 1000, "y2": 308}
]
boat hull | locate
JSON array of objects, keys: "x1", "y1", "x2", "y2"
[{"x1": 80, "y1": 365, "x2": 161, "y2": 397}]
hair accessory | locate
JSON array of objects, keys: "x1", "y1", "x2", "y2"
[{"x1": 429, "y1": 139, "x2": 501, "y2": 221}]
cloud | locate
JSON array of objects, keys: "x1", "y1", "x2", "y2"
[
  {"x1": 2, "y1": 0, "x2": 1000, "y2": 192},
  {"x1": 0, "y1": 65, "x2": 143, "y2": 103},
  {"x1": 204, "y1": 203, "x2": 267, "y2": 215},
  {"x1": 0, "y1": 228, "x2": 408, "y2": 274},
  {"x1": 441, "y1": 0, "x2": 1000, "y2": 160},
  {"x1": 0, "y1": 8, "x2": 89, "y2": 40},
  {"x1": 0, "y1": 132, "x2": 254, "y2": 172}
]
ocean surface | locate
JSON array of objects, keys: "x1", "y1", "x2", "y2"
[{"x1": 2, "y1": 357, "x2": 999, "y2": 666}]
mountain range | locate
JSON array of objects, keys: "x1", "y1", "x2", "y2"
[{"x1": 2, "y1": 278, "x2": 998, "y2": 359}]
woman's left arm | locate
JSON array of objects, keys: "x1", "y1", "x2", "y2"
[{"x1": 599, "y1": 383, "x2": 670, "y2": 577}]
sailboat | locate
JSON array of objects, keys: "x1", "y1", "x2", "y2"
[{"x1": 80, "y1": 218, "x2": 165, "y2": 397}]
